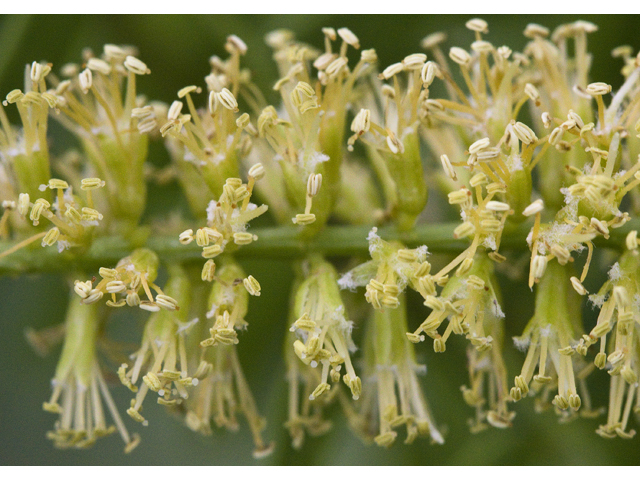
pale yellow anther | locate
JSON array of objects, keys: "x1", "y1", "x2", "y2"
[
  {"x1": 424, "y1": 295, "x2": 444, "y2": 312},
  {"x1": 448, "y1": 188, "x2": 470, "y2": 205},
  {"x1": 403, "y1": 53, "x2": 427, "y2": 70},
  {"x1": 106, "y1": 280, "x2": 126, "y2": 294},
  {"x1": 466, "y1": 275, "x2": 485, "y2": 290},
  {"x1": 479, "y1": 219, "x2": 502, "y2": 232},
  {"x1": 234, "y1": 113, "x2": 251, "y2": 130},
  {"x1": 468, "y1": 172, "x2": 488, "y2": 187},
  {"x1": 449, "y1": 47, "x2": 471, "y2": 66},
  {"x1": 421, "y1": 61, "x2": 439, "y2": 87},
  {"x1": 248, "y1": 163, "x2": 265, "y2": 180},
  {"x1": 80, "y1": 178, "x2": 105, "y2": 190},
  {"x1": 104, "y1": 44, "x2": 127, "y2": 59},
  {"x1": 292, "y1": 315, "x2": 318, "y2": 332},
  {"x1": 17, "y1": 193, "x2": 30, "y2": 217},
  {"x1": 524, "y1": 83, "x2": 540, "y2": 105},
  {"x1": 380, "y1": 62, "x2": 404, "y2": 80},
  {"x1": 337, "y1": 27, "x2": 359, "y2": 48},
  {"x1": 418, "y1": 276, "x2": 436, "y2": 296},
  {"x1": 510, "y1": 387, "x2": 522, "y2": 402},
  {"x1": 179, "y1": 229, "x2": 194, "y2": 245},
  {"x1": 307, "y1": 173, "x2": 322, "y2": 197},
  {"x1": 465, "y1": 36, "x2": 492, "y2": 54},
  {"x1": 440, "y1": 154, "x2": 456, "y2": 180},
  {"x1": 126, "y1": 292, "x2": 141, "y2": 307},
  {"x1": 594, "y1": 352, "x2": 607, "y2": 369},
  {"x1": 532, "y1": 255, "x2": 548, "y2": 279},
  {"x1": 309, "y1": 383, "x2": 331, "y2": 401},
  {"x1": 42, "y1": 92, "x2": 61, "y2": 108},
  {"x1": 203, "y1": 227, "x2": 222, "y2": 243},
  {"x1": 485, "y1": 201, "x2": 510, "y2": 212},
  {"x1": 421, "y1": 32, "x2": 447, "y2": 49},
  {"x1": 586, "y1": 82, "x2": 612, "y2": 96},
  {"x1": 456, "y1": 257, "x2": 474, "y2": 276},
  {"x1": 226, "y1": 34, "x2": 248, "y2": 55},
  {"x1": 201, "y1": 260, "x2": 216, "y2": 282},
  {"x1": 82, "y1": 289, "x2": 104, "y2": 305},
  {"x1": 40, "y1": 228, "x2": 60, "y2": 247},
  {"x1": 621, "y1": 366, "x2": 638, "y2": 385},
  {"x1": 522, "y1": 199, "x2": 544, "y2": 216},
  {"x1": 81, "y1": 207, "x2": 103, "y2": 221},
  {"x1": 127, "y1": 407, "x2": 146, "y2": 424},
  {"x1": 567, "y1": 110, "x2": 584, "y2": 129},
  {"x1": 44, "y1": 179, "x2": 69, "y2": 190},
  {"x1": 351, "y1": 109, "x2": 371, "y2": 134},
  {"x1": 74, "y1": 280, "x2": 92, "y2": 299},
  {"x1": 383, "y1": 283, "x2": 400, "y2": 296},
  {"x1": 360, "y1": 48, "x2": 377, "y2": 63},
  {"x1": 608, "y1": 350, "x2": 625, "y2": 365},
  {"x1": 217, "y1": 88, "x2": 239, "y2": 112},
  {"x1": 195, "y1": 229, "x2": 210, "y2": 247},
  {"x1": 314, "y1": 52, "x2": 337, "y2": 71},
  {"x1": 396, "y1": 248, "x2": 418, "y2": 263},
  {"x1": 524, "y1": 23, "x2": 550, "y2": 38},
  {"x1": 611, "y1": 45, "x2": 634, "y2": 58},
  {"x1": 469, "y1": 137, "x2": 491, "y2": 154},
  {"x1": 30, "y1": 61, "x2": 51, "y2": 82},
  {"x1": 466, "y1": 18, "x2": 488, "y2": 33},
  {"x1": 139, "y1": 301, "x2": 160, "y2": 312},
  {"x1": 202, "y1": 245, "x2": 222, "y2": 258},
  {"x1": 87, "y1": 58, "x2": 112, "y2": 75},
  {"x1": 143, "y1": 372, "x2": 162, "y2": 392},
  {"x1": 326, "y1": 57, "x2": 348, "y2": 78},
  {"x1": 590, "y1": 217, "x2": 610, "y2": 238},
  {"x1": 292, "y1": 213, "x2": 316, "y2": 225},
  {"x1": 554, "y1": 394, "x2": 570, "y2": 410},
  {"x1": 234, "y1": 185, "x2": 250, "y2": 202},
  {"x1": 569, "y1": 394, "x2": 581, "y2": 411},
  {"x1": 124, "y1": 56, "x2": 150, "y2": 75},
  {"x1": 233, "y1": 232, "x2": 256, "y2": 245},
  {"x1": 626, "y1": 231, "x2": 638, "y2": 251},
  {"x1": 591, "y1": 321, "x2": 611, "y2": 338},
  {"x1": 243, "y1": 275, "x2": 261, "y2": 296},
  {"x1": 156, "y1": 294, "x2": 179, "y2": 311},
  {"x1": 321, "y1": 27, "x2": 337, "y2": 40},
  {"x1": 406, "y1": 332, "x2": 425, "y2": 343},
  {"x1": 30, "y1": 201, "x2": 48, "y2": 225},
  {"x1": 167, "y1": 101, "x2": 183, "y2": 121},
  {"x1": 512, "y1": 122, "x2": 538, "y2": 144},
  {"x1": 106, "y1": 299, "x2": 127, "y2": 308},
  {"x1": 4, "y1": 89, "x2": 24, "y2": 104},
  {"x1": 549, "y1": 127, "x2": 563, "y2": 145},
  {"x1": 78, "y1": 68, "x2": 93, "y2": 94},
  {"x1": 570, "y1": 277, "x2": 588, "y2": 296},
  {"x1": 425, "y1": 99, "x2": 444, "y2": 112},
  {"x1": 454, "y1": 222, "x2": 475, "y2": 239}
]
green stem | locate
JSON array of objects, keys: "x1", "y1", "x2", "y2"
[{"x1": 1, "y1": 219, "x2": 638, "y2": 274}]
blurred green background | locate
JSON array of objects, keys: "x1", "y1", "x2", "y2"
[{"x1": 1, "y1": 14, "x2": 640, "y2": 466}]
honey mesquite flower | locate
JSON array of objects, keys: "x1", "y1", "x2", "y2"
[
  {"x1": 350, "y1": 296, "x2": 443, "y2": 447},
  {"x1": 120, "y1": 264, "x2": 197, "y2": 424},
  {"x1": 51, "y1": 46, "x2": 152, "y2": 233},
  {"x1": 511, "y1": 261, "x2": 596, "y2": 418},
  {"x1": 291, "y1": 256, "x2": 361, "y2": 401},
  {"x1": 43, "y1": 296, "x2": 140, "y2": 453}
]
